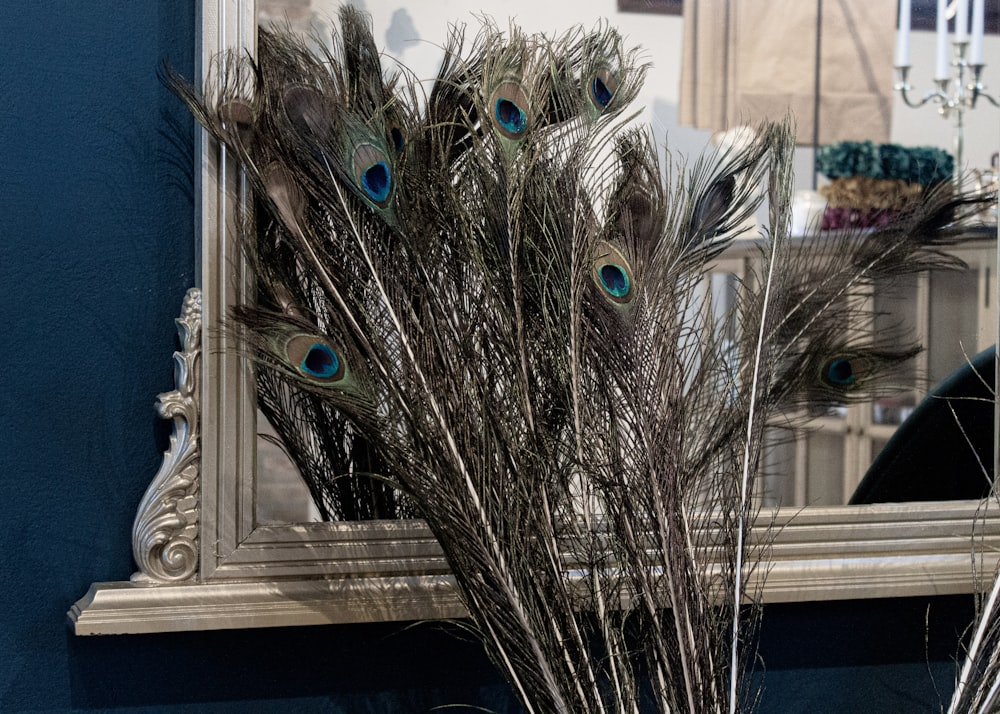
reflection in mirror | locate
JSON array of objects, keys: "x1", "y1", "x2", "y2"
[
  {"x1": 715, "y1": 236, "x2": 996, "y2": 508},
  {"x1": 255, "y1": 413, "x2": 319, "y2": 523},
  {"x1": 254, "y1": 0, "x2": 997, "y2": 520}
]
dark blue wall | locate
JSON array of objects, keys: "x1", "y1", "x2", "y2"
[{"x1": 0, "y1": 3, "x2": 979, "y2": 712}]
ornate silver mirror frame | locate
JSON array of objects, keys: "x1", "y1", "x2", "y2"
[{"x1": 69, "y1": 0, "x2": 1000, "y2": 635}]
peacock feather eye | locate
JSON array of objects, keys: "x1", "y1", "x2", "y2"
[
  {"x1": 282, "y1": 85, "x2": 330, "y2": 139},
  {"x1": 217, "y1": 100, "x2": 255, "y2": 147},
  {"x1": 489, "y1": 81, "x2": 530, "y2": 139},
  {"x1": 599, "y1": 264, "x2": 630, "y2": 298},
  {"x1": 302, "y1": 343, "x2": 339, "y2": 378},
  {"x1": 285, "y1": 334, "x2": 345, "y2": 383},
  {"x1": 822, "y1": 357, "x2": 856, "y2": 387},
  {"x1": 265, "y1": 163, "x2": 306, "y2": 234},
  {"x1": 495, "y1": 98, "x2": 527, "y2": 133},
  {"x1": 588, "y1": 68, "x2": 619, "y2": 110},
  {"x1": 592, "y1": 242, "x2": 635, "y2": 304},
  {"x1": 389, "y1": 125, "x2": 406, "y2": 154},
  {"x1": 352, "y1": 143, "x2": 393, "y2": 206}
]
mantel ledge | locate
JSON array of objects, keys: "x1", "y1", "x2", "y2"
[{"x1": 70, "y1": 544, "x2": 1000, "y2": 635}]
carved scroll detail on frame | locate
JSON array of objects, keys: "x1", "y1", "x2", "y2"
[{"x1": 131, "y1": 288, "x2": 202, "y2": 584}]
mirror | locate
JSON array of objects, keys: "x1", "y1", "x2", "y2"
[{"x1": 69, "y1": 0, "x2": 1000, "y2": 636}]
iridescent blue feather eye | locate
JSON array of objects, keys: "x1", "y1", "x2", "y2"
[
  {"x1": 489, "y1": 82, "x2": 531, "y2": 140},
  {"x1": 599, "y1": 264, "x2": 630, "y2": 298},
  {"x1": 588, "y1": 69, "x2": 619, "y2": 111},
  {"x1": 390, "y1": 126, "x2": 406, "y2": 154},
  {"x1": 302, "y1": 343, "x2": 340, "y2": 379},
  {"x1": 591, "y1": 78, "x2": 612, "y2": 107},
  {"x1": 285, "y1": 334, "x2": 346, "y2": 384},
  {"x1": 361, "y1": 161, "x2": 391, "y2": 202},
  {"x1": 824, "y1": 358, "x2": 855, "y2": 386},
  {"x1": 352, "y1": 143, "x2": 393, "y2": 207},
  {"x1": 495, "y1": 98, "x2": 527, "y2": 134},
  {"x1": 592, "y1": 242, "x2": 635, "y2": 305}
]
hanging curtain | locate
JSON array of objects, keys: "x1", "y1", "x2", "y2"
[{"x1": 679, "y1": 0, "x2": 896, "y2": 145}]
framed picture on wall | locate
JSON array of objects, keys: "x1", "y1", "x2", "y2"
[
  {"x1": 617, "y1": 0, "x2": 682, "y2": 15},
  {"x1": 908, "y1": 0, "x2": 1000, "y2": 31}
]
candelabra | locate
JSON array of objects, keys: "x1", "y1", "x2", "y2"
[{"x1": 895, "y1": 40, "x2": 998, "y2": 187}]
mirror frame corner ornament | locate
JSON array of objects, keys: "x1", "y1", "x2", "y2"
[
  {"x1": 67, "y1": 0, "x2": 1000, "y2": 637},
  {"x1": 130, "y1": 287, "x2": 202, "y2": 586}
]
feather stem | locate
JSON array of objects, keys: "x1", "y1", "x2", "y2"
[
  {"x1": 950, "y1": 528, "x2": 1000, "y2": 712},
  {"x1": 730, "y1": 133, "x2": 789, "y2": 713}
]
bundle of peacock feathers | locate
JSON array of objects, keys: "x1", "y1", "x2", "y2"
[{"x1": 170, "y1": 7, "x2": 990, "y2": 712}]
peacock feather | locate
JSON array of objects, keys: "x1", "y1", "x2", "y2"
[{"x1": 169, "y1": 7, "x2": 992, "y2": 712}]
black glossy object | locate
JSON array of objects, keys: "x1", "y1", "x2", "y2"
[{"x1": 850, "y1": 346, "x2": 995, "y2": 504}]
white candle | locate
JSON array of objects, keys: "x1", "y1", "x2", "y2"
[
  {"x1": 956, "y1": 0, "x2": 969, "y2": 41},
  {"x1": 971, "y1": 0, "x2": 985, "y2": 64},
  {"x1": 896, "y1": 0, "x2": 912, "y2": 66},
  {"x1": 935, "y1": 0, "x2": 950, "y2": 80}
]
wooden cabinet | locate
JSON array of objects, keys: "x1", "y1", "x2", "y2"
[{"x1": 712, "y1": 234, "x2": 996, "y2": 507}]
